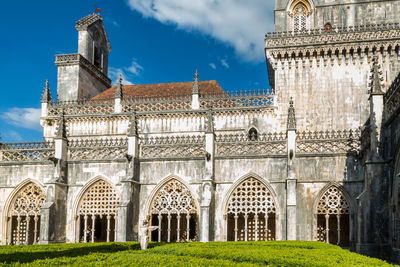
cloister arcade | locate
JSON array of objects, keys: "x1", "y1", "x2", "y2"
[
  {"x1": 315, "y1": 186, "x2": 351, "y2": 247},
  {"x1": 75, "y1": 179, "x2": 120, "y2": 243}
]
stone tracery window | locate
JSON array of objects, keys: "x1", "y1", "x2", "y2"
[
  {"x1": 226, "y1": 177, "x2": 276, "y2": 241},
  {"x1": 8, "y1": 182, "x2": 45, "y2": 245},
  {"x1": 77, "y1": 179, "x2": 120, "y2": 243},
  {"x1": 149, "y1": 179, "x2": 198, "y2": 242},
  {"x1": 316, "y1": 186, "x2": 350, "y2": 247},
  {"x1": 289, "y1": 0, "x2": 312, "y2": 32}
]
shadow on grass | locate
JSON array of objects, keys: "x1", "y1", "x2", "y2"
[{"x1": 0, "y1": 242, "x2": 166, "y2": 264}]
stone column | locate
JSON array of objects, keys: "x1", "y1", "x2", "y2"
[
  {"x1": 286, "y1": 98, "x2": 297, "y2": 241},
  {"x1": 40, "y1": 114, "x2": 68, "y2": 244},
  {"x1": 117, "y1": 114, "x2": 139, "y2": 242},
  {"x1": 200, "y1": 110, "x2": 215, "y2": 242}
]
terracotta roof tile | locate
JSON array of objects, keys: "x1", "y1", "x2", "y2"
[{"x1": 93, "y1": 80, "x2": 224, "y2": 99}]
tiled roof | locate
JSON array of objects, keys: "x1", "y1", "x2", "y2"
[{"x1": 93, "y1": 80, "x2": 224, "y2": 99}]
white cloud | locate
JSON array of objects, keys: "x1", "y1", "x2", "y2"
[
  {"x1": 127, "y1": 58, "x2": 144, "y2": 76},
  {"x1": 209, "y1": 63, "x2": 216, "y2": 69},
  {"x1": 126, "y1": 0, "x2": 274, "y2": 62},
  {"x1": 0, "y1": 108, "x2": 42, "y2": 131},
  {"x1": 109, "y1": 58, "x2": 144, "y2": 85},
  {"x1": 221, "y1": 59, "x2": 229, "y2": 68}
]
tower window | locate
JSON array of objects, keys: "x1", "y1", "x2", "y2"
[
  {"x1": 289, "y1": 0, "x2": 312, "y2": 32},
  {"x1": 94, "y1": 46, "x2": 102, "y2": 69}
]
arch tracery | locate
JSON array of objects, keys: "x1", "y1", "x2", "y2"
[
  {"x1": 226, "y1": 177, "x2": 276, "y2": 241},
  {"x1": 76, "y1": 179, "x2": 120, "y2": 243},
  {"x1": 7, "y1": 182, "x2": 45, "y2": 245},
  {"x1": 148, "y1": 178, "x2": 199, "y2": 242},
  {"x1": 315, "y1": 186, "x2": 351, "y2": 246},
  {"x1": 288, "y1": 0, "x2": 313, "y2": 32}
]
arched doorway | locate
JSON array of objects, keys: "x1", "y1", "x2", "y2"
[
  {"x1": 76, "y1": 179, "x2": 120, "y2": 243},
  {"x1": 148, "y1": 178, "x2": 199, "y2": 242},
  {"x1": 226, "y1": 177, "x2": 276, "y2": 241},
  {"x1": 7, "y1": 182, "x2": 45, "y2": 245},
  {"x1": 315, "y1": 186, "x2": 350, "y2": 247}
]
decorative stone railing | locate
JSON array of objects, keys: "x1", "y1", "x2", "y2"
[
  {"x1": 55, "y1": 53, "x2": 111, "y2": 87},
  {"x1": 201, "y1": 90, "x2": 274, "y2": 108},
  {"x1": 68, "y1": 138, "x2": 128, "y2": 160},
  {"x1": 215, "y1": 132, "x2": 287, "y2": 157},
  {"x1": 0, "y1": 141, "x2": 55, "y2": 162},
  {"x1": 140, "y1": 135, "x2": 206, "y2": 159},
  {"x1": 265, "y1": 23, "x2": 400, "y2": 48},
  {"x1": 385, "y1": 72, "x2": 400, "y2": 123},
  {"x1": 296, "y1": 130, "x2": 360, "y2": 155},
  {"x1": 46, "y1": 89, "x2": 275, "y2": 116}
]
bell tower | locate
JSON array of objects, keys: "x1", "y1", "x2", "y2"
[{"x1": 55, "y1": 13, "x2": 111, "y2": 102}]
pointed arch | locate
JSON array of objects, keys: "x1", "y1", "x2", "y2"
[
  {"x1": 313, "y1": 183, "x2": 353, "y2": 247},
  {"x1": 2, "y1": 179, "x2": 45, "y2": 245},
  {"x1": 73, "y1": 176, "x2": 120, "y2": 243},
  {"x1": 287, "y1": 0, "x2": 314, "y2": 32},
  {"x1": 223, "y1": 173, "x2": 278, "y2": 242},
  {"x1": 145, "y1": 175, "x2": 200, "y2": 243}
]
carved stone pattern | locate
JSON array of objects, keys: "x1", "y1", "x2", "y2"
[
  {"x1": 385, "y1": 72, "x2": 400, "y2": 120},
  {"x1": 296, "y1": 130, "x2": 360, "y2": 154},
  {"x1": 216, "y1": 133, "x2": 287, "y2": 156},
  {"x1": 1, "y1": 141, "x2": 55, "y2": 162},
  {"x1": 48, "y1": 101, "x2": 114, "y2": 116},
  {"x1": 78, "y1": 180, "x2": 120, "y2": 216},
  {"x1": 227, "y1": 178, "x2": 276, "y2": 215},
  {"x1": 9, "y1": 183, "x2": 45, "y2": 217},
  {"x1": 266, "y1": 24, "x2": 400, "y2": 48},
  {"x1": 316, "y1": 187, "x2": 350, "y2": 215},
  {"x1": 68, "y1": 138, "x2": 127, "y2": 160},
  {"x1": 201, "y1": 90, "x2": 274, "y2": 108},
  {"x1": 150, "y1": 179, "x2": 197, "y2": 215},
  {"x1": 140, "y1": 135, "x2": 205, "y2": 158}
]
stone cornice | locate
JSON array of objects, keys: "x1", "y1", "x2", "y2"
[{"x1": 55, "y1": 54, "x2": 111, "y2": 88}]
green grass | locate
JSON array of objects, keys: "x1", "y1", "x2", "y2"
[{"x1": 0, "y1": 241, "x2": 396, "y2": 266}]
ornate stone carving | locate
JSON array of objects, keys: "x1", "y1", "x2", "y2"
[
  {"x1": 1, "y1": 141, "x2": 55, "y2": 162},
  {"x1": 68, "y1": 138, "x2": 128, "y2": 160},
  {"x1": 78, "y1": 180, "x2": 120, "y2": 216},
  {"x1": 9, "y1": 183, "x2": 45, "y2": 217},
  {"x1": 287, "y1": 97, "x2": 296, "y2": 130},
  {"x1": 296, "y1": 130, "x2": 360, "y2": 154},
  {"x1": 41, "y1": 80, "x2": 51, "y2": 103},
  {"x1": 140, "y1": 135, "x2": 205, "y2": 159},
  {"x1": 316, "y1": 187, "x2": 350, "y2": 215},
  {"x1": 216, "y1": 132, "x2": 287, "y2": 157},
  {"x1": 115, "y1": 74, "x2": 123, "y2": 99},
  {"x1": 192, "y1": 70, "x2": 200, "y2": 95},
  {"x1": 150, "y1": 179, "x2": 197, "y2": 215},
  {"x1": 227, "y1": 177, "x2": 275, "y2": 215}
]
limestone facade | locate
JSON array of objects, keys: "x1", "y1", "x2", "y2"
[{"x1": 1, "y1": 0, "x2": 400, "y2": 262}]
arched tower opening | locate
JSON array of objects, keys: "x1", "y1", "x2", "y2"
[
  {"x1": 226, "y1": 177, "x2": 276, "y2": 241},
  {"x1": 148, "y1": 178, "x2": 199, "y2": 243},
  {"x1": 288, "y1": 0, "x2": 313, "y2": 32}
]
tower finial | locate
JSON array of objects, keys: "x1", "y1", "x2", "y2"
[
  {"x1": 41, "y1": 79, "x2": 52, "y2": 103},
  {"x1": 115, "y1": 74, "x2": 124, "y2": 99},
  {"x1": 192, "y1": 69, "x2": 200, "y2": 94},
  {"x1": 287, "y1": 97, "x2": 296, "y2": 131},
  {"x1": 369, "y1": 56, "x2": 384, "y2": 95}
]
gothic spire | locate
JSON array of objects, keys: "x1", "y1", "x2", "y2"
[
  {"x1": 369, "y1": 56, "x2": 384, "y2": 95},
  {"x1": 115, "y1": 74, "x2": 124, "y2": 99},
  {"x1": 287, "y1": 97, "x2": 296, "y2": 131},
  {"x1": 192, "y1": 69, "x2": 200, "y2": 94},
  {"x1": 56, "y1": 111, "x2": 66, "y2": 139},
  {"x1": 41, "y1": 79, "x2": 52, "y2": 103},
  {"x1": 128, "y1": 112, "x2": 138, "y2": 137}
]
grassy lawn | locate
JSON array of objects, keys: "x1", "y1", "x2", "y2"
[{"x1": 0, "y1": 241, "x2": 396, "y2": 266}]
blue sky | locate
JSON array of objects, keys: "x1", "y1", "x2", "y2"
[{"x1": 0, "y1": 0, "x2": 274, "y2": 142}]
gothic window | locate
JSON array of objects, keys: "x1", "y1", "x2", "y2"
[
  {"x1": 77, "y1": 179, "x2": 120, "y2": 243},
  {"x1": 8, "y1": 182, "x2": 45, "y2": 245},
  {"x1": 248, "y1": 128, "x2": 258, "y2": 141},
  {"x1": 289, "y1": 0, "x2": 312, "y2": 32},
  {"x1": 226, "y1": 177, "x2": 276, "y2": 241},
  {"x1": 316, "y1": 186, "x2": 350, "y2": 247},
  {"x1": 149, "y1": 179, "x2": 198, "y2": 242}
]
